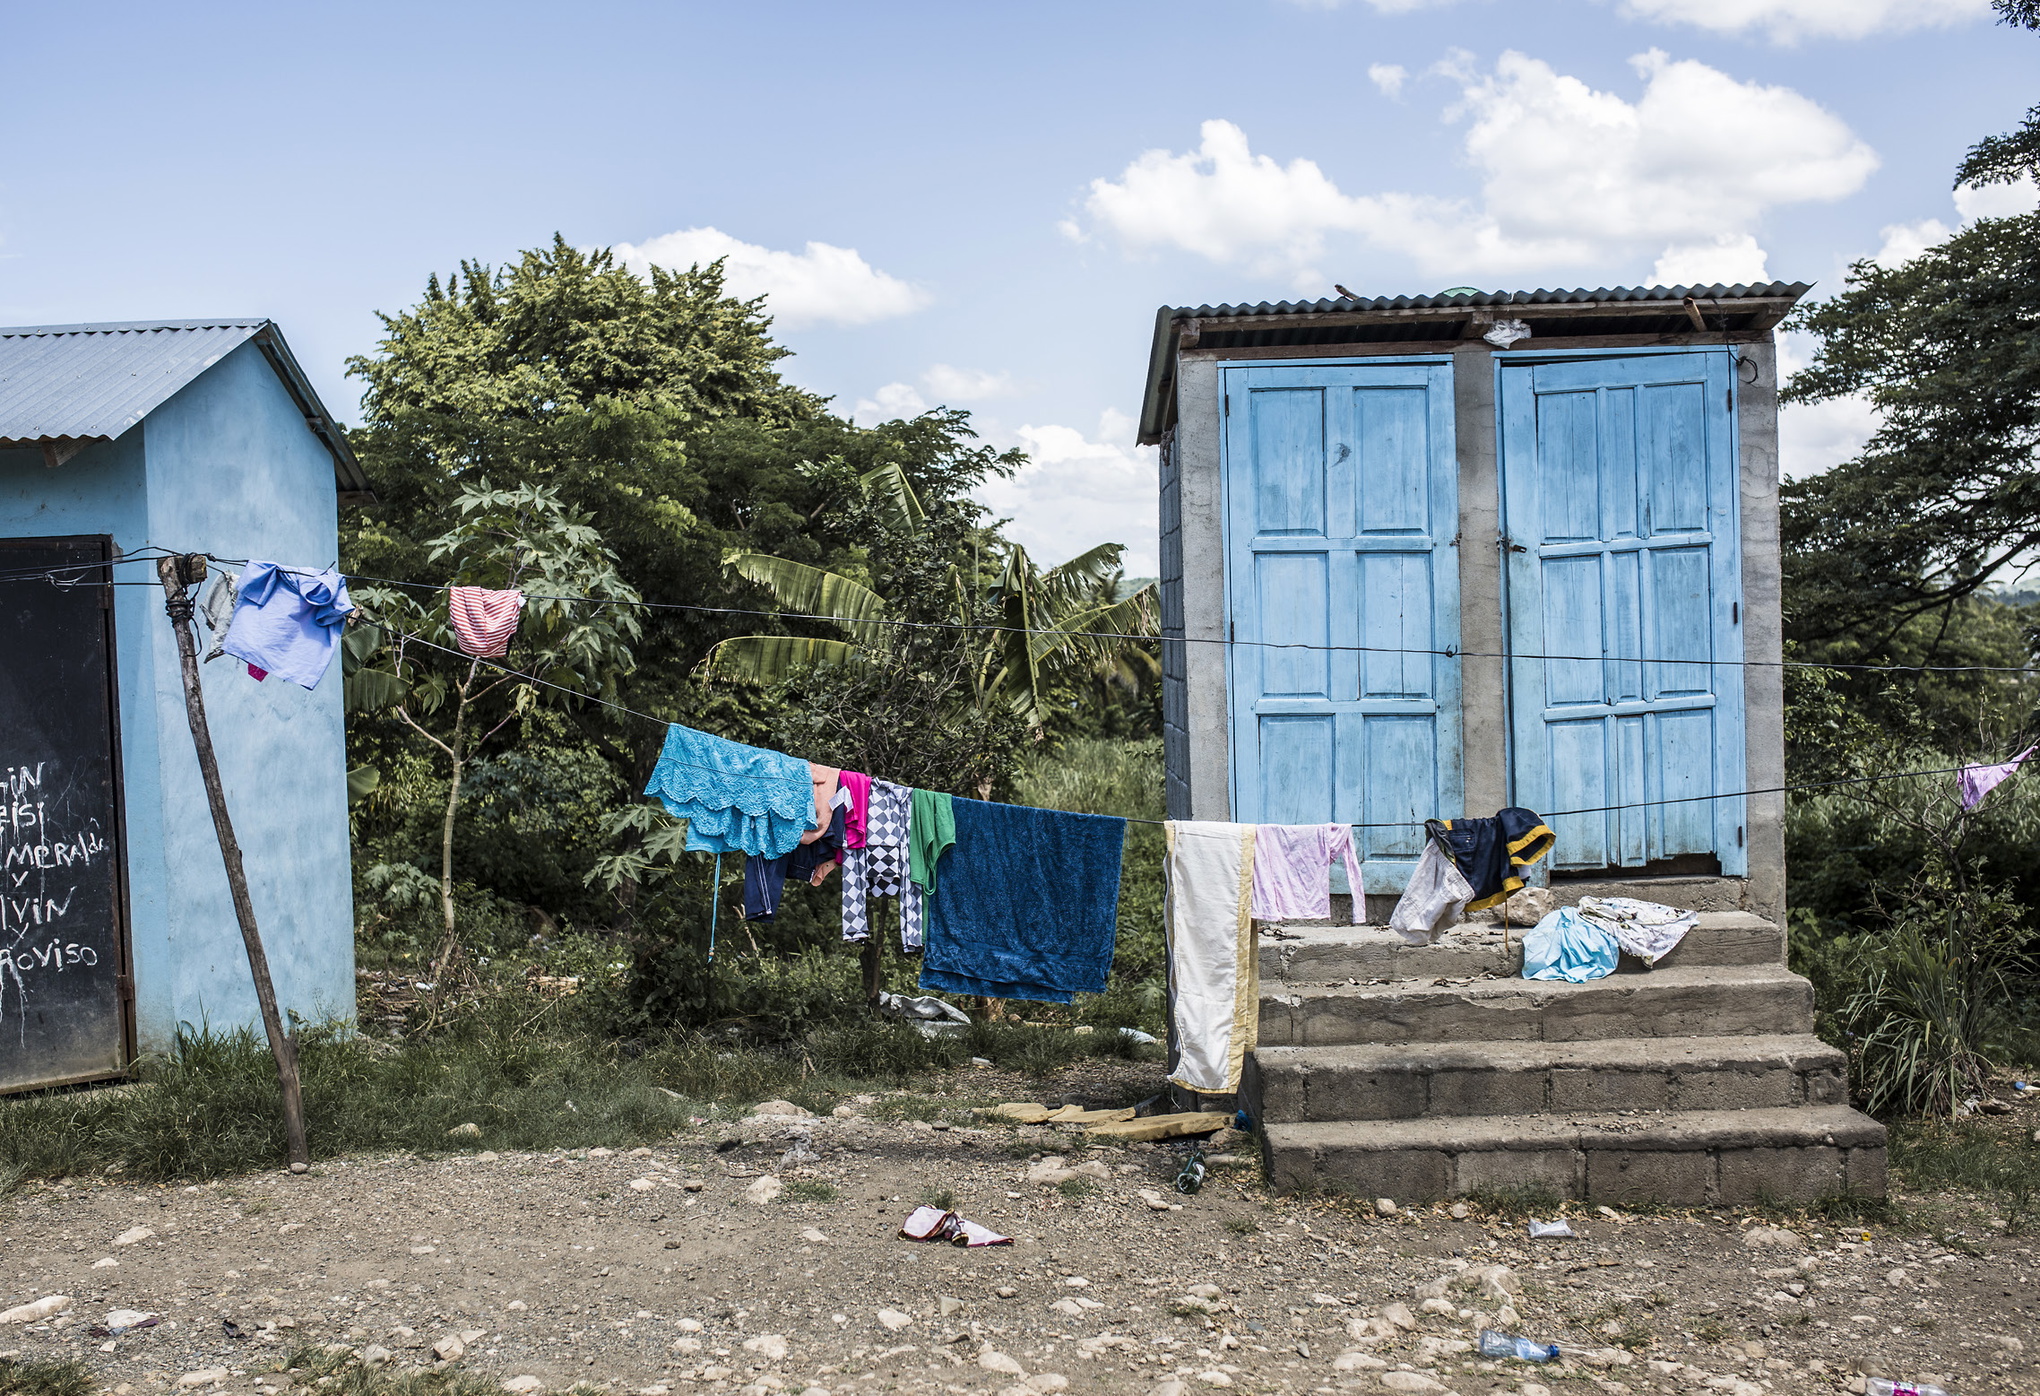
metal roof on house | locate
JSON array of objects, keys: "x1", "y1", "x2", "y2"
[
  {"x1": 1167, "y1": 281, "x2": 1811, "y2": 319},
  {"x1": 0, "y1": 319, "x2": 369, "y2": 496},
  {"x1": 1138, "y1": 281, "x2": 1812, "y2": 443}
]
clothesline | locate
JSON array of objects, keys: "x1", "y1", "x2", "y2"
[
  {"x1": 338, "y1": 569, "x2": 2040, "y2": 678},
  {"x1": 3, "y1": 550, "x2": 2040, "y2": 680},
  {"x1": 372, "y1": 619, "x2": 2004, "y2": 831}
]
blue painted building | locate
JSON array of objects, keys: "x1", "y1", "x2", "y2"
[
  {"x1": 1142, "y1": 284, "x2": 1805, "y2": 926},
  {"x1": 0, "y1": 320, "x2": 367, "y2": 1091}
]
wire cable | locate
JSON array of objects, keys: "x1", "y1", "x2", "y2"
[{"x1": 367, "y1": 616, "x2": 1991, "y2": 831}]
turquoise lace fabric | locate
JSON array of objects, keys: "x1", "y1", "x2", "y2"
[{"x1": 643, "y1": 724, "x2": 814, "y2": 858}]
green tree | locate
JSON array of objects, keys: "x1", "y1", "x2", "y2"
[{"x1": 351, "y1": 481, "x2": 642, "y2": 980}]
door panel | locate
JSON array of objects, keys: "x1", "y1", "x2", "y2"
[
  {"x1": 0, "y1": 537, "x2": 130, "y2": 1094},
  {"x1": 1501, "y1": 352, "x2": 1745, "y2": 876},
  {"x1": 1224, "y1": 361, "x2": 1460, "y2": 894}
]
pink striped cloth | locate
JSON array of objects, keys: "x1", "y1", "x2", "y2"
[{"x1": 449, "y1": 587, "x2": 526, "y2": 657}]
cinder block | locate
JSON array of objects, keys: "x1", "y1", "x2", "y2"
[
  {"x1": 1453, "y1": 1147, "x2": 1580, "y2": 1199},
  {"x1": 1428, "y1": 1067, "x2": 1548, "y2": 1117},
  {"x1": 1550, "y1": 1066, "x2": 1670, "y2": 1112},
  {"x1": 1717, "y1": 1145, "x2": 1845, "y2": 1205},
  {"x1": 1846, "y1": 1145, "x2": 1889, "y2": 1198},
  {"x1": 1671, "y1": 1068, "x2": 1797, "y2": 1111},
  {"x1": 1311, "y1": 1069, "x2": 1428, "y2": 1122},
  {"x1": 1317, "y1": 1146, "x2": 1453, "y2": 1204},
  {"x1": 1804, "y1": 1067, "x2": 1849, "y2": 1106},
  {"x1": 1586, "y1": 1148, "x2": 1716, "y2": 1206}
]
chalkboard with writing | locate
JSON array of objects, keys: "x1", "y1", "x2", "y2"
[{"x1": 0, "y1": 536, "x2": 129, "y2": 1093}]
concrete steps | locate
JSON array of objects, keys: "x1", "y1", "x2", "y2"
[
  {"x1": 1248, "y1": 910, "x2": 1889, "y2": 1204},
  {"x1": 1246, "y1": 1033, "x2": 1849, "y2": 1122},
  {"x1": 1260, "y1": 1104, "x2": 1887, "y2": 1206},
  {"x1": 1257, "y1": 910, "x2": 1784, "y2": 987},
  {"x1": 1260, "y1": 964, "x2": 1814, "y2": 1047}
]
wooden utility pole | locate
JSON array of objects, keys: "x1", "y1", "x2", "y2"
[{"x1": 157, "y1": 554, "x2": 310, "y2": 1173}]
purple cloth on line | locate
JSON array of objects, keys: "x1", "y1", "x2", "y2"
[
  {"x1": 219, "y1": 561, "x2": 355, "y2": 691},
  {"x1": 1251, "y1": 823, "x2": 1365, "y2": 923},
  {"x1": 1960, "y1": 744, "x2": 2038, "y2": 811}
]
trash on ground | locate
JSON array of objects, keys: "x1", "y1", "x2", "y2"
[
  {"x1": 1084, "y1": 1110, "x2": 1232, "y2": 1142},
  {"x1": 1527, "y1": 1218, "x2": 1576, "y2": 1239},
  {"x1": 1477, "y1": 1329, "x2": 1558, "y2": 1363},
  {"x1": 1866, "y1": 1380, "x2": 1954, "y2": 1396},
  {"x1": 1116, "y1": 1026, "x2": 1160, "y2": 1044},
  {"x1": 898, "y1": 1205, "x2": 1013, "y2": 1248},
  {"x1": 1173, "y1": 1151, "x2": 1207, "y2": 1195},
  {"x1": 981, "y1": 1102, "x2": 1138, "y2": 1125},
  {"x1": 875, "y1": 991, "x2": 971, "y2": 1036}
]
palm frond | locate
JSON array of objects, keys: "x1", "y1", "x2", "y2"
[
  {"x1": 704, "y1": 634, "x2": 868, "y2": 684},
  {"x1": 725, "y1": 554, "x2": 887, "y2": 644}
]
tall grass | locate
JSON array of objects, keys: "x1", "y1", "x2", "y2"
[{"x1": 0, "y1": 1006, "x2": 1157, "y2": 1185}]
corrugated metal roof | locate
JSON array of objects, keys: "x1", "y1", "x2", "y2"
[
  {"x1": 0, "y1": 320, "x2": 265, "y2": 443},
  {"x1": 1168, "y1": 281, "x2": 1811, "y2": 318},
  {"x1": 1139, "y1": 281, "x2": 1811, "y2": 442},
  {"x1": 0, "y1": 319, "x2": 368, "y2": 495}
]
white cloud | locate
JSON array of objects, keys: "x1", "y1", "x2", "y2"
[
  {"x1": 1651, "y1": 233, "x2": 1771, "y2": 286},
  {"x1": 921, "y1": 364, "x2": 1024, "y2": 401},
  {"x1": 1777, "y1": 331, "x2": 1879, "y2": 482},
  {"x1": 1955, "y1": 175, "x2": 2040, "y2": 221},
  {"x1": 1368, "y1": 63, "x2": 1408, "y2": 98},
  {"x1": 1617, "y1": 0, "x2": 1989, "y2": 43},
  {"x1": 613, "y1": 226, "x2": 928, "y2": 329},
  {"x1": 978, "y1": 410, "x2": 1159, "y2": 574},
  {"x1": 1872, "y1": 219, "x2": 1955, "y2": 268},
  {"x1": 1069, "y1": 51, "x2": 1875, "y2": 286},
  {"x1": 851, "y1": 382, "x2": 928, "y2": 421},
  {"x1": 1869, "y1": 177, "x2": 2038, "y2": 270}
]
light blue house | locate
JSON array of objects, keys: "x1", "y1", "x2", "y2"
[
  {"x1": 0, "y1": 320, "x2": 368, "y2": 1092},
  {"x1": 1142, "y1": 284, "x2": 1807, "y2": 926}
]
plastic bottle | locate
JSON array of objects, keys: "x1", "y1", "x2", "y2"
[
  {"x1": 1867, "y1": 1381, "x2": 1954, "y2": 1396},
  {"x1": 1477, "y1": 1329, "x2": 1557, "y2": 1363},
  {"x1": 1173, "y1": 1151, "x2": 1207, "y2": 1195}
]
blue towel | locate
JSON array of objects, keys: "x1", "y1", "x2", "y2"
[
  {"x1": 642, "y1": 723, "x2": 814, "y2": 859},
  {"x1": 919, "y1": 798, "x2": 1126, "y2": 1005},
  {"x1": 220, "y1": 561, "x2": 355, "y2": 690}
]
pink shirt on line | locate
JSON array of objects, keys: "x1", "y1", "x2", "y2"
[
  {"x1": 449, "y1": 586, "x2": 525, "y2": 658},
  {"x1": 1251, "y1": 823, "x2": 1365, "y2": 923},
  {"x1": 837, "y1": 771, "x2": 872, "y2": 848}
]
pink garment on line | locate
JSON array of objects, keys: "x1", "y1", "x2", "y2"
[
  {"x1": 1960, "y1": 744, "x2": 2038, "y2": 811},
  {"x1": 838, "y1": 770, "x2": 872, "y2": 849},
  {"x1": 1251, "y1": 823, "x2": 1366, "y2": 924},
  {"x1": 449, "y1": 586, "x2": 526, "y2": 658}
]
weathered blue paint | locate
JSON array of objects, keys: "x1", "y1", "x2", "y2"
[
  {"x1": 0, "y1": 337, "x2": 355, "y2": 1054},
  {"x1": 1499, "y1": 350, "x2": 1745, "y2": 875},
  {"x1": 1220, "y1": 360, "x2": 1461, "y2": 892}
]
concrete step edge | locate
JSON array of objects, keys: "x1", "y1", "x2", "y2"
[
  {"x1": 1262, "y1": 1104, "x2": 1886, "y2": 1155},
  {"x1": 1249, "y1": 1033, "x2": 1846, "y2": 1077}
]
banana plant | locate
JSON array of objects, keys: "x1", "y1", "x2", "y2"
[{"x1": 705, "y1": 538, "x2": 1158, "y2": 726}]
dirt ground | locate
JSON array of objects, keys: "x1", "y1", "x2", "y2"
[{"x1": 3, "y1": 1063, "x2": 2036, "y2": 1396}]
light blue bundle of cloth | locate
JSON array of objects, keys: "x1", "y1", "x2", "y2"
[{"x1": 1520, "y1": 906, "x2": 1620, "y2": 983}]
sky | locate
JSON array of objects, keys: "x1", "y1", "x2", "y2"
[{"x1": 3, "y1": 0, "x2": 2034, "y2": 576}]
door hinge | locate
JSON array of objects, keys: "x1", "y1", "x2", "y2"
[
  {"x1": 1732, "y1": 601, "x2": 1739, "y2": 624},
  {"x1": 1229, "y1": 621, "x2": 1236, "y2": 644},
  {"x1": 1725, "y1": 388, "x2": 1733, "y2": 412},
  {"x1": 1224, "y1": 393, "x2": 1230, "y2": 417},
  {"x1": 116, "y1": 973, "x2": 134, "y2": 1002},
  {"x1": 1736, "y1": 826, "x2": 1745, "y2": 848}
]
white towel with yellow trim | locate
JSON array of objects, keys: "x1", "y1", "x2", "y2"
[{"x1": 1165, "y1": 821, "x2": 1259, "y2": 1094}]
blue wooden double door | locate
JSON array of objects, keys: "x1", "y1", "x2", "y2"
[{"x1": 1222, "y1": 351, "x2": 1745, "y2": 892}]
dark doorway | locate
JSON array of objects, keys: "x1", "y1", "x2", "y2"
[{"x1": 0, "y1": 536, "x2": 131, "y2": 1093}]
